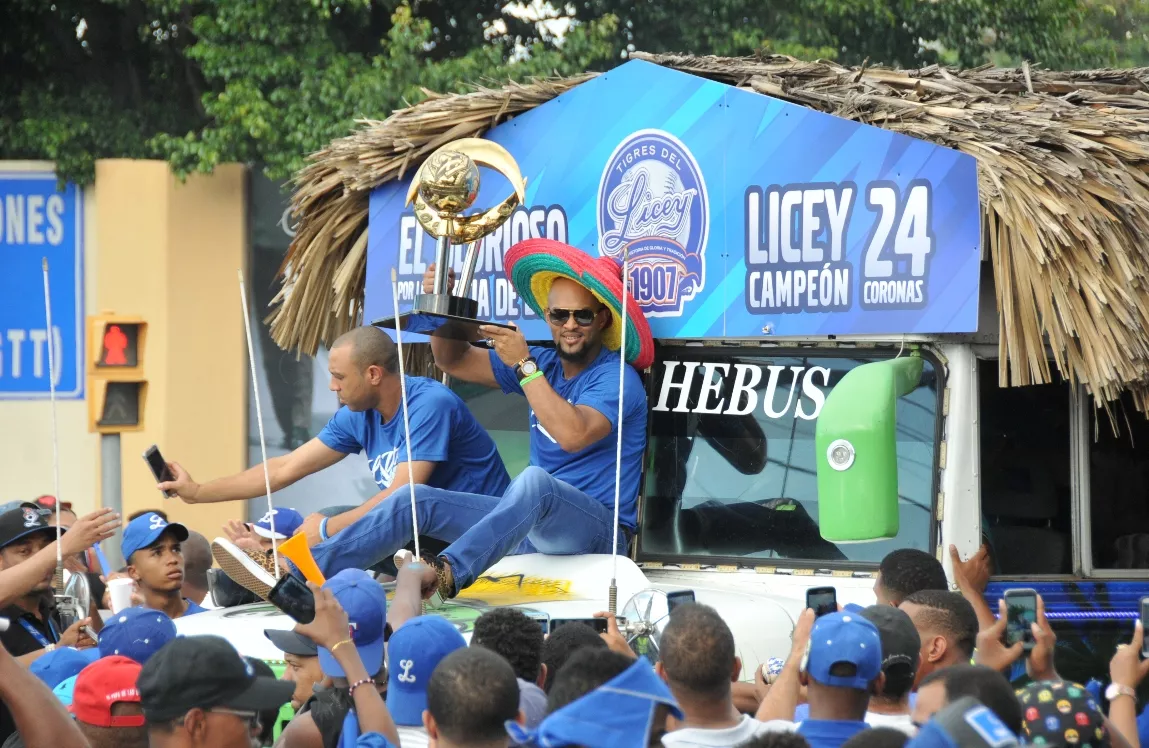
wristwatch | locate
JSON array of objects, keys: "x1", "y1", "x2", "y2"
[
  {"x1": 1106, "y1": 682, "x2": 1136, "y2": 702},
  {"x1": 514, "y1": 357, "x2": 539, "y2": 380}
]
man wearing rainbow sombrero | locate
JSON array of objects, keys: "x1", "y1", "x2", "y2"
[
  {"x1": 410, "y1": 237, "x2": 655, "y2": 599},
  {"x1": 213, "y1": 238, "x2": 654, "y2": 601}
]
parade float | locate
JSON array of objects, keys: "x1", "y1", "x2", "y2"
[{"x1": 183, "y1": 52, "x2": 1149, "y2": 692}]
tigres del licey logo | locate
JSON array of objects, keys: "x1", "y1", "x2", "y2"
[{"x1": 597, "y1": 129, "x2": 709, "y2": 317}]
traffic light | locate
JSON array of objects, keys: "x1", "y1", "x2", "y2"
[{"x1": 87, "y1": 314, "x2": 148, "y2": 433}]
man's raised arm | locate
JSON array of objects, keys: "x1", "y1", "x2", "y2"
[
  {"x1": 422, "y1": 264, "x2": 499, "y2": 388},
  {"x1": 160, "y1": 437, "x2": 346, "y2": 504}
]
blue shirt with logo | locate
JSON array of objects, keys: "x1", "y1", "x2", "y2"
[
  {"x1": 796, "y1": 719, "x2": 870, "y2": 748},
  {"x1": 317, "y1": 376, "x2": 510, "y2": 498},
  {"x1": 489, "y1": 346, "x2": 647, "y2": 529}
]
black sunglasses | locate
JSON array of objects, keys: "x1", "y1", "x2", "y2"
[{"x1": 547, "y1": 307, "x2": 603, "y2": 326}]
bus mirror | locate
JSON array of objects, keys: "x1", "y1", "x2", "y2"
[{"x1": 815, "y1": 356, "x2": 924, "y2": 543}]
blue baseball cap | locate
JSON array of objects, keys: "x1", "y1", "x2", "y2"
[
  {"x1": 802, "y1": 611, "x2": 883, "y2": 690},
  {"x1": 317, "y1": 569, "x2": 389, "y2": 679},
  {"x1": 53, "y1": 674, "x2": 78, "y2": 707},
  {"x1": 507, "y1": 657, "x2": 682, "y2": 748},
  {"x1": 250, "y1": 508, "x2": 304, "y2": 540},
  {"x1": 30, "y1": 647, "x2": 98, "y2": 689},
  {"x1": 121, "y1": 513, "x2": 189, "y2": 563},
  {"x1": 386, "y1": 616, "x2": 466, "y2": 726},
  {"x1": 99, "y1": 607, "x2": 179, "y2": 664}
]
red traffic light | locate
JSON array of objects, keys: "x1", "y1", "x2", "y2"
[{"x1": 97, "y1": 323, "x2": 139, "y2": 368}]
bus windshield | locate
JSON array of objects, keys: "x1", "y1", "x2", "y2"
[{"x1": 638, "y1": 350, "x2": 940, "y2": 565}]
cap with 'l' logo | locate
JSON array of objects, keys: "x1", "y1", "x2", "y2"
[{"x1": 386, "y1": 615, "x2": 466, "y2": 726}]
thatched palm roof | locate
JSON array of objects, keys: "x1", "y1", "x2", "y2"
[{"x1": 270, "y1": 52, "x2": 1149, "y2": 411}]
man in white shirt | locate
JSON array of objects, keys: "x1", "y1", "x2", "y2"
[
  {"x1": 657, "y1": 602, "x2": 779, "y2": 747},
  {"x1": 853, "y1": 604, "x2": 920, "y2": 736}
]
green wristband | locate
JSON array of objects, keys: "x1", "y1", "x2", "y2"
[{"x1": 520, "y1": 370, "x2": 544, "y2": 387}]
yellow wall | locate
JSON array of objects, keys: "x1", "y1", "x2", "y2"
[
  {"x1": 94, "y1": 160, "x2": 248, "y2": 552},
  {"x1": 0, "y1": 162, "x2": 100, "y2": 508}
]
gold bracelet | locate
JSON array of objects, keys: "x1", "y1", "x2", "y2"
[{"x1": 330, "y1": 639, "x2": 354, "y2": 655}]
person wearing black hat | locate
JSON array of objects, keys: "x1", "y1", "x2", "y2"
[
  {"x1": 263, "y1": 628, "x2": 324, "y2": 714},
  {"x1": 856, "y1": 605, "x2": 920, "y2": 736},
  {"x1": 0, "y1": 503, "x2": 104, "y2": 661},
  {"x1": 0, "y1": 502, "x2": 118, "y2": 746},
  {"x1": 139, "y1": 635, "x2": 294, "y2": 748}
]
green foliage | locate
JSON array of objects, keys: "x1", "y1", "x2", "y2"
[{"x1": 3, "y1": 0, "x2": 1148, "y2": 187}]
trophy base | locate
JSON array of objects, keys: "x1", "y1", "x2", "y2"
[{"x1": 371, "y1": 294, "x2": 516, "y2": 343}]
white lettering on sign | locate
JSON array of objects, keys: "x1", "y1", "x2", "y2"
[
  {"x1": 0, "y1": 194, "x2": 66, "y2": 246},
  {"x1": 393, "y1": 204, "x2": 568, "y2": 321},
  {"x1": 652, "y1": 361, "x2": 832, "y2": 421},
  {"x1": 0, "y1": 327, "x2": 63, "y2": 384}
]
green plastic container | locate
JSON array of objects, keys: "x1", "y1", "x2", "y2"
[{"x1": 815, "y1": 356, "x2": 923, "y2": 543}]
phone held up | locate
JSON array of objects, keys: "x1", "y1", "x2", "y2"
[
  {"x1": 549, "y1": 618, "x2": 609, "y2": 635},
  {"x1": 143, "y1": 445, "x2": 177, "y2": 498},
  {"x1": 268, "y1": 574, "x2": 316, "y2": 625},
  {"x1": 667, "y1": 589, "x2": 696, "y2": 614},
  {"x1": 1003, "y1": 588, "x2": 1038, "y2": 653},
  {"x1": 806, "y1": 586, "x2": 837, "y2": 618},
  {"x1": 1141, "y1": 597, "x2": 1149, "y2": 658}
]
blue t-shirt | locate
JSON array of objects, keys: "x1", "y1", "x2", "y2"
[
  {"x1": 182, "y1": 599, "x2": 207, "y2": 617},
  {"x1": 490, "y1": 346, "x2": 647, "y2": 529},
  {"x1": 318, "y1": 376, "x2": 510, "y2": 498},
  {"x1": 796, "y1": 719, "x2": 870, "y2": 748}
]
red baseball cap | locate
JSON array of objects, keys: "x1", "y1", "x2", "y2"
[{"x1": 72, "y1": 656, "x2": 145, "y2": 727}]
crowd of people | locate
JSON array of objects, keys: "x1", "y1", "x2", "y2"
[{"x1": 1, "y1": 495, "x2": 1149, "y2": 748}]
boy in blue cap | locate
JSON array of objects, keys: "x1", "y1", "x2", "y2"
[
  {"x1": 121, "y1": 512, "x2": 205, "y2": 619},
  {"x1": 760, "y1": 611, "x2": 886, "y2": 748},
  {"x1": 387, "y1": 615, "x2": 467, "y2": 748}
]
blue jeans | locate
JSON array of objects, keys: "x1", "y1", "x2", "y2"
[{"x1": 307, "y1": 466, "x2": 629, "y2": 590}]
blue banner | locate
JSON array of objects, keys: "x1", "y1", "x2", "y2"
[
  {"x1": 0, "y1": 172, "x2": 84, "y2": 399},
  {"x1": 365, "y1": 59, "x2": 981, "y2": 339}
]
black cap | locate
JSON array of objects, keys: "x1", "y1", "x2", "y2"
[
  {"x1": 264, "y1": 628, "x2": 318, "y2": 657},
  {"x1": 0, "y1": 503, "x2": 61, "y2": 550},
  {"x1": 859, "y1": 604, "x2": 921, "y2": 673},
  {"x1": 139, "y1": 635, "x2": 294, "y2": 721}
]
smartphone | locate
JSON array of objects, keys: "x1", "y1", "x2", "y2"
[
  {"x1": 806, "y1": 586, "x2": 837, "y2": 618},
  {"x1": 667, "y1": 590, "x2": 696, "y2": 613},
  {"x1": 1140, "y1": 597, "x2": 1149, "y2": 658},
  {"x1": 525, "y1": 611, "x2": 551, "y2": 635},
  {"x1": 143, "y1": 445, "x2": 176, "y2": 498},
  {"x1": 267, "y1": 574, "x2": 316, "y2": 624},
  {"x1": 81, "y1": 625, "x2": 99, "y2": 643},
  {"x1": 549, "y1": 618, "x2": 609, "y2": 634},
  {"x1": 1003, "y1": 588, "x2": 1038, "y2": 651}
]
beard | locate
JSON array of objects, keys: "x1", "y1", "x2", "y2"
[{"x1": 557, "y1": 338, "x2": 595, "y2": 363}]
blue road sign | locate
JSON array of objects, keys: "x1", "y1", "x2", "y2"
[{"x1": 0, "y1": 171, "x2": 84, "y2": 399}]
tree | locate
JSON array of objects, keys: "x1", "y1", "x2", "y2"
[
  {"x1": 0, "y1": 0, "x2": 617, "y2": 185},
  {"x1": 2, "y1": 0, "x2": 1143, "y2": 187}
]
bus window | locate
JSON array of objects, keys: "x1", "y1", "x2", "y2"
[
  {"x1": 978, "y1": 362, "x2": 1072, "y2": 575},
  {"x1": 639, "y1": 351, "x2": 940, "y2": 564},
  {"x1": 1089, "y1": 393, "x2": 1149, "y2": 570}
]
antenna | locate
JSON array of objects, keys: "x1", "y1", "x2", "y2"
[
  {"x1": 609, "y1": 249, "x2": 630, "y2": 616},
  {"x1": 391, "y1": 268, "x2": 421, "y2": 561},
  {"x1": 42, "y1": 258, "x2": 64, "y2": 591},
  {"x1": 238, "y1": 270, "x2": 280, "y2": 579}
]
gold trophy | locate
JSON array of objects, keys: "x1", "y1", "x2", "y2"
[{"x1": 373, "y1": 138, "x2": 526, "y2": 338}]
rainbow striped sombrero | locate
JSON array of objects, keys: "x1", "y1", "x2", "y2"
[{"x1": 505, "y1": 238, "x2": 654, "y2": 369}]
